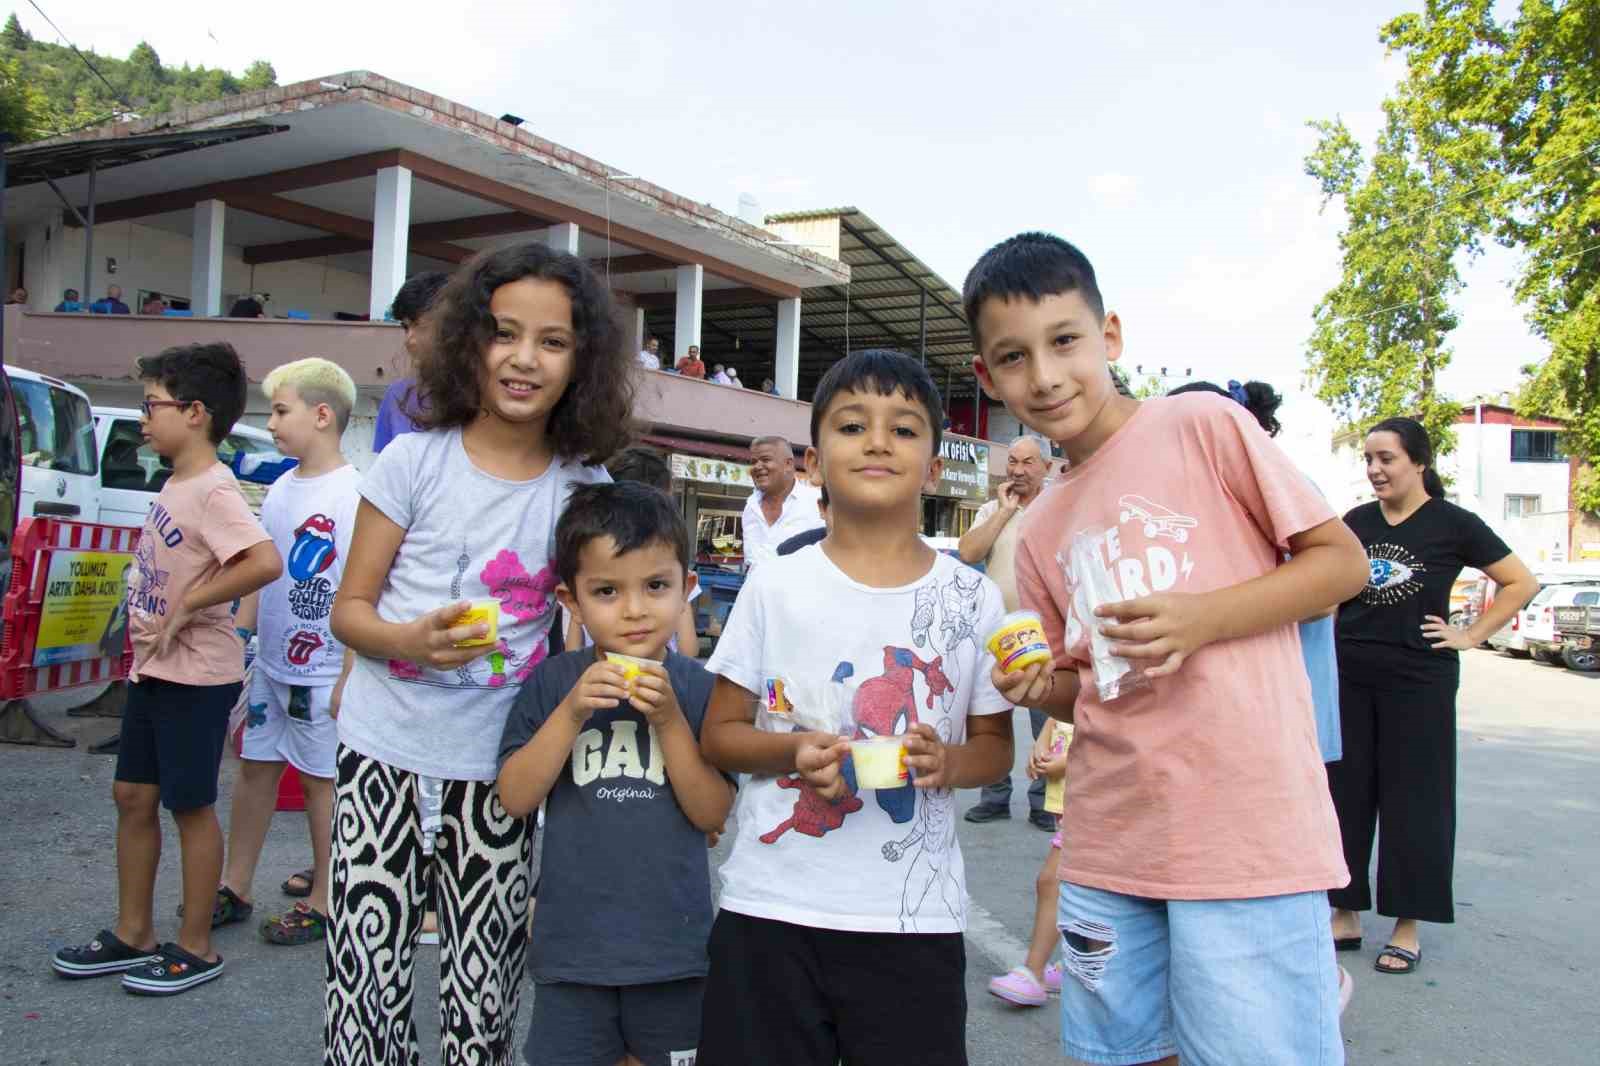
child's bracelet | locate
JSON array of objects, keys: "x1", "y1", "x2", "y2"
[{"x1": 236, "y1": 627, "x2": 255, "y2": 642}]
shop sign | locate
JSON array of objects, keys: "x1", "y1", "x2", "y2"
[
  {"x1": 932, "y1": 436, "x2": 990, "y2": 501},
  {"x1": 671, "y1": 453, "x2": 752, "y2": 489},
  {"x1": 939, "y1": 437, "x2": 989, "y2": 466}
]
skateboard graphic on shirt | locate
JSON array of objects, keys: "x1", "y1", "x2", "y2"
[{"x1": 1118, "y1": 494, "x2": 1198, "y2": 544}]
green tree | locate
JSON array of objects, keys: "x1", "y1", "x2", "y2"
[
  {"x1": 241, "y1": 60, "x2": 276, "y2": 91},
  {"x1": 0, "y1": 55, "x2": 48, "y2": 140},
  {"x1": 3, "y1": 13, "x2": 30, "y2": 50}
]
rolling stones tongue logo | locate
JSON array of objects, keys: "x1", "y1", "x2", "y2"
[
  {"x1": 286, "y1": 629, "x2": 326, "y2": 666},
  {"x1": 287, "y1": 514, "x2": 338, "y2": 582}
]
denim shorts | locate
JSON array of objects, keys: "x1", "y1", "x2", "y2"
[{"x1": 1056, "y1": 881, "x2": 1344, "y2": 1066}]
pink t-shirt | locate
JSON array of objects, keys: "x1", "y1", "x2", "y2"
[
  {"x1": 1015, "y1": 394, "x2": 1349, "y2": 900},
  {"x1": 128, "y1": 462, "x2": 271, "y2": 685}
]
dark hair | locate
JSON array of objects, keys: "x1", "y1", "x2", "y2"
[
  {"x1": 390, "y1": 271, "x2": 450, "y2": 325},
  {"x1": 413, "y1": 243, "x2": 636, "y2": 464},
  {"x1": 135, "y1": 342, "x2": 248, "y2": 444},
  {"x1": 1168, "y1": 379, "x2": 1284, "y2": 438},
  {"x1": 1368, "y1": 416, "x2": 1445, "y2": 498},
  {"x1": 228, "y1": 296, "x2": 263, "y2": 318},
  {"x1": 962, "y1": 232, "x2": 1104, "y2": 347},
  {"x1": 819, "y1": 484, "x2": 830, "y2": 508},
  {"x1": 606, "y1": 445, "x2": 671, "y2": 491},
  {"x1": 809, "y1": 348, "x2": 944, "y2": 458},
  {"x1": 554, "y1": 482, "x2": 690, "y2": 589}
]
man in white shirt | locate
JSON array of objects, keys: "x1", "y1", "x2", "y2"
[
  {"x1": 956, "y1": 435, "x2": 1055, "y2": 829},
  {"x1": 740, "y1": 436, "x2": 824, "y2": 572},
  {"x1": 638, "y1": 336, "x2": 662, "y2": 370}
]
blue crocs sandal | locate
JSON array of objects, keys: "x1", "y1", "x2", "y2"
[
  {"x1": 52, "y1": 930, "x2": 159, "y2": 979},
  {"x1": 120, "y1": 943, "x2": 225, "y2": 996}
]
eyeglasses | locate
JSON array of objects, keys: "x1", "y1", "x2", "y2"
[{"x1": 140, "y1": 398, "x2": 200, "y2": 417}]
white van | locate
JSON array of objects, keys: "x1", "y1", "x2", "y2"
[
  {"x1": 92, "y1": 407, "x2": 285, "y2": 526},
  {"x1": 10, "y1": 368, "x2": 100, "y2": 523}
]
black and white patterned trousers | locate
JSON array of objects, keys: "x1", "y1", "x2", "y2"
[{"x1": 324, "y1": 745, "x2": 532, "y2": 1066}]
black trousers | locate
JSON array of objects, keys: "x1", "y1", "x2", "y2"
[{"x1": 1326, "y1": 667, "x2": 1457, "y2": 923}]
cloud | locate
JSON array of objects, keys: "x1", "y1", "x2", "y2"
[{"x1": 1086, "y1": 173, "x2": 1140, "y2": 211}]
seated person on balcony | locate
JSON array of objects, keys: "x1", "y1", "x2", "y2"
[
  {"x1": 90, "y1": 285, "x2": 131, "y2": 315},
  {"x1": 141, "y1": 295, "x2": 167, "y2": 315},
  {"x1": 7, "y1": 287, "x2": 27, "y2": 306},
  {"x1": 639, "y1": 335, "x2": 663, "y2": 370},
  {"x1": 676, "y1": 345, "x2": 707, "y2": 379},
  {"x1": 54, "y1": 288, "x2": 82, "y2": 312},
  {"x1": 228, "y1": 295, "x2": 265, "y2": 318}
]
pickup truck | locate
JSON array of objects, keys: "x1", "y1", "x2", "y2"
[{"x1": 1552, "y1": 604, "x2": 1600, "y2": 672}]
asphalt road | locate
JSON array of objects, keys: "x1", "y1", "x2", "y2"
[{"x1": 1, "y1": 649, "x2": 1594, "y2": 1065}]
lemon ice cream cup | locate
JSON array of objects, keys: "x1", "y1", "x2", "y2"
[
  {"x1": 986, "y1": 610, "x2": 1050, "y2": 674},
  {"x1": 452, "y1": 599, "x2": 500, "y2": 648},
  {"x1": 604, "y1": 652, "x2": 656, "y2": 691},
  {"x1": 850, "y1": 735, "x2": 908, "y2": 790}
]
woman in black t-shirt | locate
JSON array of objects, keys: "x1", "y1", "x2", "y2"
[{"x1": 1328, "y1": 418, "x2": 1536, "y2": 976}]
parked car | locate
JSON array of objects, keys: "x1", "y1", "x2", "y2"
[
  {"x1": 92, "y1": 407, "x2": 290, "y2": 526},
  {"x1": 1553, "y1": 600, "x2": 1600, "y2": 672},
  {"x1": 10, "y1": 367, "x2": 100, "y2": 522},
  {"x1": 1490, "y1": 580, "x2": 1600, "y2": 662}
]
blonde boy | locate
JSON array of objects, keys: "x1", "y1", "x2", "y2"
[{"x1": 223, "y1": 358, "x2": 360, "y2": 945}]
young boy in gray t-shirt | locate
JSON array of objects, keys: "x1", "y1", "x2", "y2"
[{"x1": 498, "y1": 482, "x2": 734, "y2": 1066}]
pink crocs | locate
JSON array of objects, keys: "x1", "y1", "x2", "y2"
[
  {"x1": 987, "y1": 965, "x2": 1049, "y2": 1007},
  {"x1": 1044, "y1": 960, "x2": 1064, "y2": 993}
]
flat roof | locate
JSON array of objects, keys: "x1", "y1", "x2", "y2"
[{"x1": 5, "y1": 71, "x2": 849, "y2": 296}]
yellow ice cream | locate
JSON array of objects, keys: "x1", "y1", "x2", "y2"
[
  {"x1": 452, "y1": 599, "x2": 500, "y2": 648},
  {"x1": 851, "y1": 736, "x2": 908, "y2": 789}
]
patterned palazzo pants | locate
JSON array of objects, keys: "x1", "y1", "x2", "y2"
[{"x1": 324, "y1": 745, "x2": 532, "y2": 1066}]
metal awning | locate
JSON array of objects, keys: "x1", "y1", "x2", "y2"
[{"x1": 3, "y1": 124, "x2": 287, "y2": 187}]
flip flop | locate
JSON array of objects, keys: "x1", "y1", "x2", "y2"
[
  {"x1": 1374, "y1": 944, "x2": 1421, "y2": 974},
  {"x1": 281, "y1": 868, "x2": 315, "y2": 898},
  {"x1": 1334, "y1": 936, "x2": 1363, "y2": 952}
]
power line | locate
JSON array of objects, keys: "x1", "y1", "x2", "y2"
[{"x1": 24, "y1": 1, "x2": 135, "y2": 114}]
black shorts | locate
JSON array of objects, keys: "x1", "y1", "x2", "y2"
[
  {"x1": 697, "y1": 910, "x2": 968, "y2": 1066},
  {"x1": 114, "y1": 677, "x2": 240, "y2": 812},
  {"x1": 526, "y1": 977, "x2": 704, "y2": 1066}
]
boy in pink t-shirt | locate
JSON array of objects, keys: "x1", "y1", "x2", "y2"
[
  {"x1": 965, "y1": 233, "x2": 1369, "y2": 1066},
  {"x1": 53, "y1": 343, "x2": 281, "y2": 997}
]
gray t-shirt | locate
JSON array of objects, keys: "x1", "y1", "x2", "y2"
[
  {"x1": 337, "y1": 429, "x2": 608, "y2": 780},
  {"x1": 498, "y1": 648, "x2": 723, "y2": 985}
]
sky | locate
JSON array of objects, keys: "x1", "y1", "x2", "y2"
[{"x1": 15, "y1": 0, "x2": 1547, "y2": 481}]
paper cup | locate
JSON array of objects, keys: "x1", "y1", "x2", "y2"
[
  {"x1": 452, "y1": 599, "x2": 500, "y2": 648},
  {"x1": 986, "y1": 610, "x2": 1051, "y2": 674},
  {"x1": 850, "y1": 735, "x2": 908, "y2": 789}
]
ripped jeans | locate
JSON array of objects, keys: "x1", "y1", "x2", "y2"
[{"x1": 1054, "y1": 881, "x2": 1344, "y2": 1066}]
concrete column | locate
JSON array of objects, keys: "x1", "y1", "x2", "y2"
[
  {"x1": 190, "y1": 199, "x2": 225, "y2": 317},
  {"x1": 369, "y1": 165, "x2": 413, "y2": 321},
  {"x1": 633, "y1": 307, "x2": 646, "y2": 354},
  {"x1": 545, "y1": 222, "x2": 580, "y2": 254},
  {"x1": 674, "y1": 264, "x2": 703, "y2": 364},
  {"x1": 775, "y1": 296, "x2": 801, "y2": 399}
]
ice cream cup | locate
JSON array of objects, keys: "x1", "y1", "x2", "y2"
[
  {"x1": 604, "y1": 652, "x2": 658, "y2": 691},
  {"x1": 986, "y1": 610, "x2": 1050, "y2": 674},
  {"x1": 850, "y1": 735, "x2": 908, "y2": 790},
  {"x1": 452, "y1": 599, "x2": 500, "y2": 648}
]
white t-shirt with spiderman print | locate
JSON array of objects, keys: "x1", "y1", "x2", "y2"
[
  {"x1": 706, "y1": 546, "x2": 1010, "y2": 934},
  {"x1": 337, "y1": 428, "x2": 608, "y2": 781}
]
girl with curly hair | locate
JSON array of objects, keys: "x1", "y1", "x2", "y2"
[{"x1": 326, "y1": 242, "x2": 632, "y2": 1066}]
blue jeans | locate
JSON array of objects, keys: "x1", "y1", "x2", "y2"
[
  {"x1": 978, "y1": 708, "x2": 1046, "y2": 812},
  {"x1": 1056, "y1": 881, "x2": 1343, "y2": 1066}
]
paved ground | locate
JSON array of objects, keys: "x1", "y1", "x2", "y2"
[{"x1": 0, "y1": 649, "x2": 1594, "y2": 1065}]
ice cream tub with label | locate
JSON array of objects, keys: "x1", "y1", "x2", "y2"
[
  {"x1": 452, "y1": 599, "x2": 500, "y2": 648},
  {"x1": 605, "y1": 652, "x2": 657, "y2": 691},
  {"x1": 850, "y1": 735, "x2": 909, "y2": 789},
  {"x1": 985, "y1": 610, "x2": 1051, "y2": 674}
]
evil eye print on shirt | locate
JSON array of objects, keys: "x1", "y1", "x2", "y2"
[{"x1": 1360, "y1": 543, "x2": 1426, "y2": 606}]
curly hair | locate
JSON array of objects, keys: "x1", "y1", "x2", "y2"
[{"x1": 410, "y1": 243, "x2": 636, "y2": 464}]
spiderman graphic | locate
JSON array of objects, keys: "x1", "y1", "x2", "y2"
[{"x1": 759, "y1": 647, "x2": 952, "y2": 843}]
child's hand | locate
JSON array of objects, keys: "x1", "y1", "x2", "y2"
[
  {"x1": 560, "y1": 661, "x2": 630, "y2": 725},
  {"x1": 157, "y1": 600, "x2": 197, "y2": 659},
  {"x1": 904, "y1": 723, "x2": 949, "y2": 789},
  {"x1": 630, "y1": 665, "x2": 683, "y2": 730},
  {"x1": 795, "y1": 732, "x2": 850, "y2": 801},
  {"x1": 991, "y1": 659, "x2": 1055, "y2": 709},
  {"x1": 1025, "y1": 750, "x2": 1047, "y2": 781},
  {"x1": 403, "y1": 602, "x2": 496, "y2": 670},
  {"x1": 1096, "y1": 592, "x2": 1218, "y2": 679}
]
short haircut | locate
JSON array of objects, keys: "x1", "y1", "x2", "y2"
[
  {"x1": 606, "y1": 445, "x2": 671, "y2": 491},
  {"x1": 809, "y1": 348, "x2": 943, "y2": 457},
  {"x1": 962, "y1": 232, "x2": 1105, "y2": 348},
  {"x1": 389, "y1": 271, "x2": 449, "y2": 325},
  {"x1": 750, "y1": 435, "x2": 792, "y2": 453},
  {"x1": 135, "y1": 342, "x2": 248, "y2": 444},
  {"x1": 262, "y1": 357, "x2": 358, "y2": 433},
  {"x1": 554, "y1": 481, "x2": 690, "y2": 589}
]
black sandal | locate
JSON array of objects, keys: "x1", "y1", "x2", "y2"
[
  {"x1": 281, "y1": 868, "x2": 315, "y2": 898},
  {"x1": 1374, "y1": 944, "x2": 1421, "y2": 974},
  {"x1": 1334, "y1": 936, "x2": 1362, "y2": 952}
]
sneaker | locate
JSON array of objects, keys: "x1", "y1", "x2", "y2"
[
  {"x1": 52, "y1": 930, "x2": 158, "y2": 979},
  {"x1": 1043, "y1": 961, "x2": 1064, "y2": 993},
  {"x1": 963, "y1": 803, "x2": 1011, "y2": 824},
  {"x1": 987, "y1": 966, "x2": 1048, "y2": 1007},
  {"x1": 120, "y1": 943, "x2": 224, "y2": 996}
]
